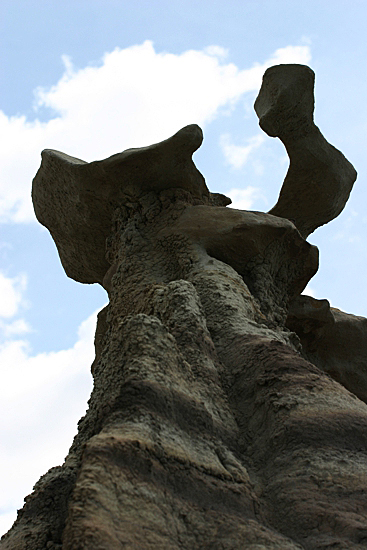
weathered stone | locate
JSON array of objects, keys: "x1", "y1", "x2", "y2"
[
  {"x1": 3, "y1": 64, "x2": 367, "y2": 549},
  {"x1": 287, "y1": 294, "x2": 367, "y2": 404},
  {"x1": 32, "y1": 124, "x2": 209, "y2": 284},
  {"x1": 168, "y1": 205, "x2": 318, "y2": 319},
  {"x1": 255, "y1": 64, "x2": 357, "y2": 237}
]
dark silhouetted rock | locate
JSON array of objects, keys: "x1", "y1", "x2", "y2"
[
  {"x1": 32, "y1": 124, "x2": 209, "y2": 284},
  {"x1": 255, "y1": 64, "x2": 357, "y2": 237}
]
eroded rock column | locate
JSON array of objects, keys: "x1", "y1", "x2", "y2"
[{"x1": 2, "y1": 65, "x2": 367, "y2": 550}]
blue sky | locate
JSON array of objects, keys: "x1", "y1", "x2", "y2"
[{"x1": 1, "y1": 0, "x2": 366, "y2": 536}]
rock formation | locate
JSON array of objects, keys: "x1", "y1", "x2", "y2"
[
  {"x1": 255, "y1": 64, "x2": 357, "y2": 238},
  {"x1": 2, "y1": 64, "x2": 366, "y2": 549}
]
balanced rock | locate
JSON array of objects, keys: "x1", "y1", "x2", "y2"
[{"x1": 255, "y1": 64, "x2": 357, "y2": 237}]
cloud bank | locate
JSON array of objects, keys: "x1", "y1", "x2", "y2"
[
  {"x1": 0, "y1": 307, "x2": 99, "y2": 535},
  {"x1": 0, "y1": 41, "x2": 311, "y2": 223},
  {"x1": 0, "y1": 267, "x2": 99, "y2": 535}
]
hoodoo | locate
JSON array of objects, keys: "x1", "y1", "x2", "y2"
[{"x1": 3, "y1": 65, "x2": 366, "y2": 550}]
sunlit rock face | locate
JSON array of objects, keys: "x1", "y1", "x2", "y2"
[{"x1": 3, "y1": 65, "x2": 367, "y2": 550}]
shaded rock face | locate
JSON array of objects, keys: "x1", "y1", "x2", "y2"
[
  {"x1": 287, "y1": 295, "x2": 367, "y2": 404},
  {"x1": 255, "y1": 64, "x2": 357, "y2": 238},
  {"x1": 3, "y1": 64, "x2": 367, "y2": 549}
]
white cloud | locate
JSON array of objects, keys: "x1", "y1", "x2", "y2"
[
  {"x1": 203, "y1": 45, "x2": 229, "y2": 59},
  {"x1": 227, "y1": 186, "x2": 264, "y2": 210},
  {"x1": 0, "y1": 271, "x2": 30, "y2": 346},
  {"x1": 220, "y1": 133, "x2": 265, "y2": 169},
  {"x1": 0, "y1": 319, "x2": 31, "y2": 338},
  {"x1": 268, "y1": 44, "x2": 311, "y2": 65},
  {"x1": 0, "y1": 308, "x2": 100, "y2": 536},
  {"x1": 0, "y1": 272, "x2": 27, "y2": 318},
  {"x1": 301, "y1": 285, "x2": 332, "y2": 306},
  {"x1": 0, "y1": 511, "x2": 17, "y2": 540},
  {"x1": 302, "y1": 285, "x2": 316, "y2": 298},
  {"x1": 0, "y1": 41, "x2": 311, "y2": 223}
]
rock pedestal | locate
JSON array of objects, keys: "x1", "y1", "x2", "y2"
[{"x1": 2, "y1": 65, "x2": 366, "y2": 550}]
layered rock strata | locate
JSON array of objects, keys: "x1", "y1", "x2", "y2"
[{"x1": 2, "y1": 64, "x2": 366, "y2": 550}]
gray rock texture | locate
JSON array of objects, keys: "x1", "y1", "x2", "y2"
[
  {"x1": 2, "y1": 64, "x2": 367, "y2": 549},
  {"x1": 287, "y1": 295, "x2": 367, "y2": 404}
]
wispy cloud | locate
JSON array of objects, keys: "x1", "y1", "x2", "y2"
[
  {"x1": 331, "y1": 208, "x2": 362, "y2": 243},
  {"x1": 226, "y1": 186, "x2": 265, "y2": 210},
  {"x1": 0, "y1": 272, "x2": 27, "y2": 319},
  {"x1": 0, "y1": 271, "x2": 30, "y2": 347},
  {"x1": 0, "y1": 319, "x2": 31, "y2": 338},
  {"x1": 220, "y1": 133, "x2": 265, "y2": 169}
]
